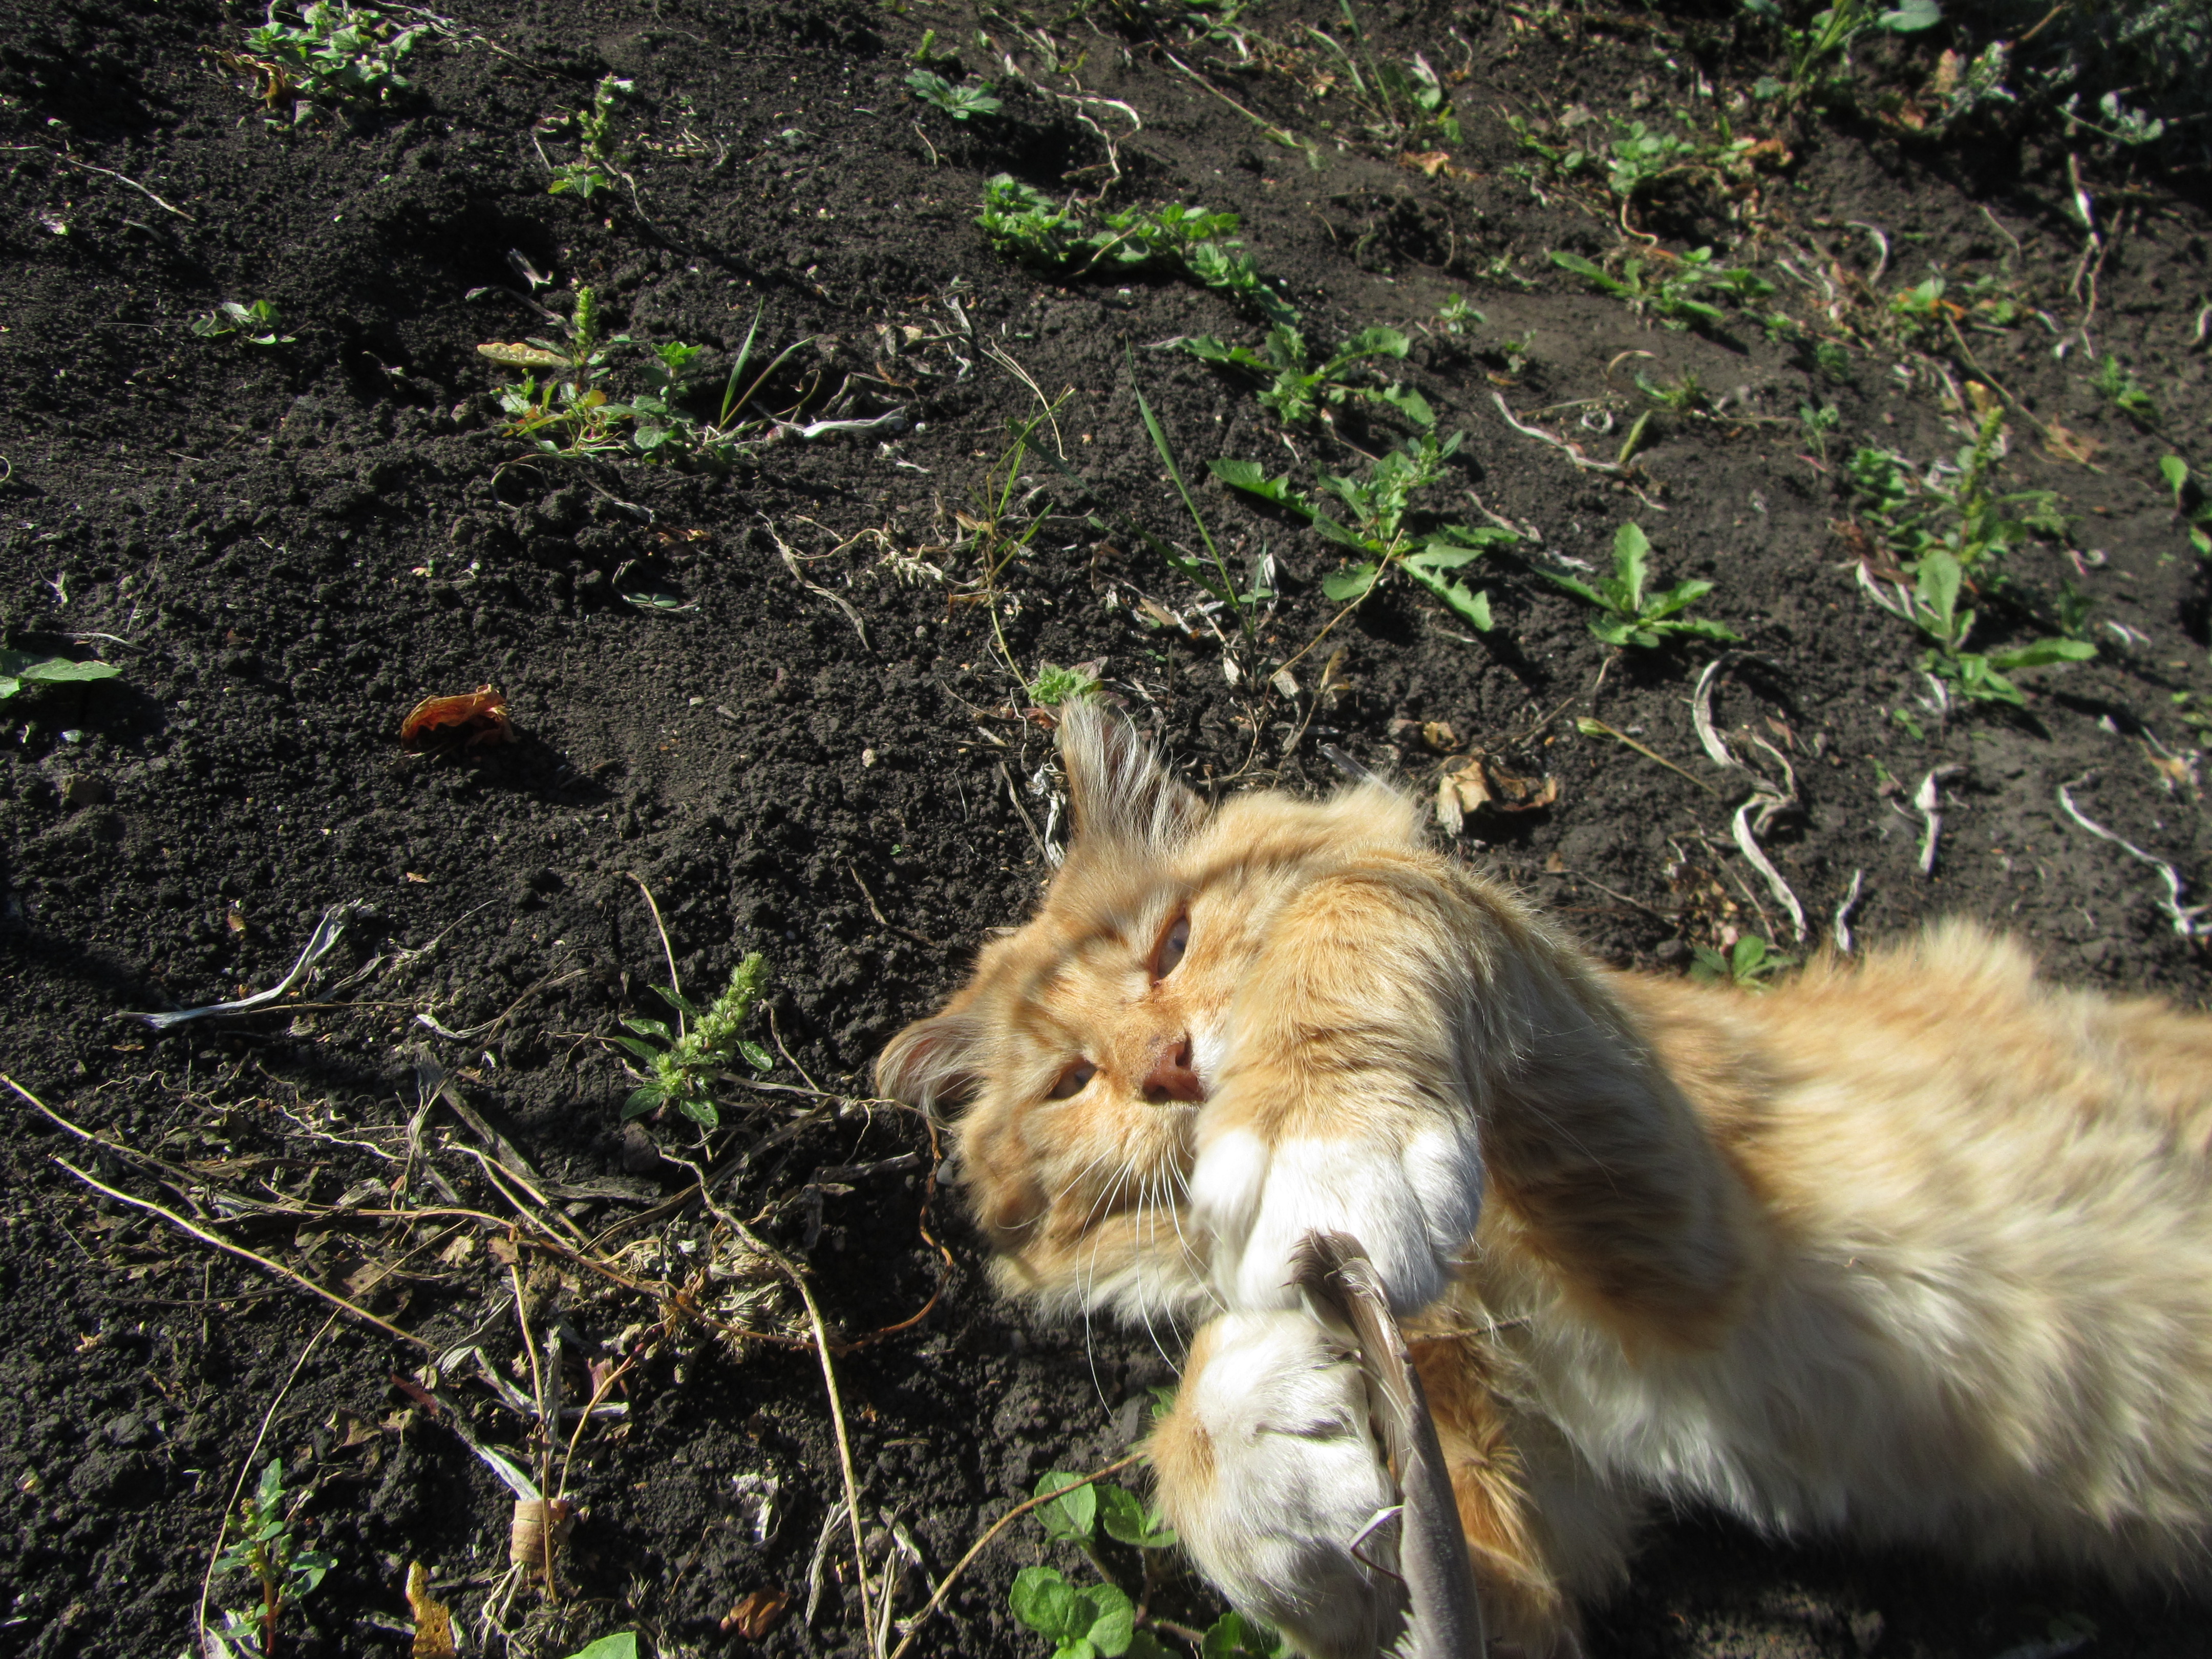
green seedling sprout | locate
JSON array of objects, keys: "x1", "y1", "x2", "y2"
[
  {"x1": 1214, "y1": 433, "x2": 1514, "y2": 633},
  {"x1": 2159, "y1": 456, "x2": 2212, "y2": 558},
  {"x1": 1434, "y1": 293, "x2": 1483, "y2": 334},
  {"x1": 1690, "y1": 934, "x2": 1796, "y2": 990},
  {"x1": 975, "y1": 178, "x2": 1280, "y2": 319},
  {"x1": 1741, "y1": 0, "x2": 1943, "y2": 111},
  {"x1": 908, "y1": 68, "x2": 1002, "y2": 119},
  {"x1": 0, "y1": 649, "x2": 121, "y2": 699},
  {"x1": 1134, "y1": 378, "x2": 1268, "y2": 667},
  {"x1": 562, "y1": 1637, "x2": 639, "y2": 1659},
  {"x1": 206, "y1": 1459, "x2": 336, "y2": 1659},
  {"x1": 192, "y1": 299, "x2": 296, "y2": 345},
  {"x1": 2091, "y1": 354, "x2": 2158, "y2": 424},
  {"x1": 1540, "y1": 523, "x2": 1739, "y2": 650},
  {"x1": 613, "y1": 953, "x2": 772, "y2": 1132}
]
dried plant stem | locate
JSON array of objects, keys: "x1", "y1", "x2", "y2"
[
  {"x1": 51, "y1": 1156, "x2": 431, "y2": 1349},
  {"x1": 887, "y1": 1453, "x2": 1144, "y2": 1659},
  {"x1": 623, "y1": 869, "x2": 684, "y2": 1010}
]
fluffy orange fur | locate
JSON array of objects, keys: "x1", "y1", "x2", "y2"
[{"x1": 877, "y1": 703, "x2": 2212, "y2": 1657}]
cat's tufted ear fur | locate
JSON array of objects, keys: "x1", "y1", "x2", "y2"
[
  {"x1": 1057, "y1": 699, "x2": 1206, "y2": 849},
  {"x1": 873, "y1": 1007, "x2": 988, "y2": 1117}
]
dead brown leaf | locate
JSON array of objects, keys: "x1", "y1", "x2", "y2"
[
  {"x1": 2044, "y1": 423, "x2": 2101, "y2": 465},
  {"x1": 722, "y1": 1589, "x2": 792, "y2": 1640}
]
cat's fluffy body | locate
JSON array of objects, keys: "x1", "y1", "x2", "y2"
[{"x1": 877, "y1": 705, "x2": 2212, "y2": 1656}]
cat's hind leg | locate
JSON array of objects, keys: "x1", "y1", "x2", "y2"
[{"x1": 1147, "y1": 1311, "x2": 1404, "y2": 1659}]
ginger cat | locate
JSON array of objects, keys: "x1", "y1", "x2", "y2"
[{"x1": 876, "y1": 702, "x2": 2212, "y2": 1658}]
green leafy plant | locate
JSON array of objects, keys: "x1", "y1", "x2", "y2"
[
  {"x1": 613, "y1": 953, "x2": 771, "y2": 1131},
  {"x1": 1690, "y1": 934, "x2": 1796, "y2": 989},
  {"x1": 546, "y1": 74, "x2": 632, "y2": 198},
  {"x1": 1740, "y1": 0, "x2": 1944, "y2": 111},
  {"x1": 976, "y1": 177, "x2": 1285, "y2": 321},
  {"x1": 1302, "y1": 3, "x2": 1461, "y2": 150},
  {"x1": 192, "y1": 299, "x2": 296, "y2": 345},
  {"x1": 1540, "y1": 523, "x2": 1739, "y2": 649},
  {"x1": 0, "y1": 649, "x2": 121, "y2": 698},
  {"x1": 481, "y1": 294, "x2": 816, "y2": 464},
  {"x1": 1799, "y1": 400, "x2": 1842, "y2": 462},
  {"x1": 1504, "y1": 107, "x2": 1773, "y2": 224},
  {"x1": 1132, "y1": 386, "x2": 1272, "y2": 664},
  {"x1": 1848, "y1": 408, "x2": 2094, "y2": 704},
  {"x1": 908, "y1": 67, "x2": 1002, "y2": 119},
  {"x1": 1215, "y1": 433, "x2": 1514, "y2": 631},
  {"x1": 562, "y1": 1637, "x2": 638, "y2": 1659},
  {"x1": 240, "y1": 2, "x2": 421, "y2": 107},
  {"x1": 1029, "y1": 663, "x2": 1101, "y2": 706},
  {"x1": 1180, "y1": 326, "x2": 1429, "y2": 432},
  {"x1": 1639, "y1": 370, "x2": 1709, "y2": 414},
  {"x1": 1434, "y1": 293, "x2": 1483, "y2": 334},
  {"x1": 206, "y1": 1459, "x2": 337, "y2": 1659},
  {"x1": 1012, "y1": 1470, "x2": 1264, "y2": 1659},
  {"x1": 2091, "y1": 354, "x2": 2158, "y2": 424},
  {"x1": 1549, "y1": 247, "x2": 1772, "y2": 333},
  {"x1": 2160, "y1": 455, "x2": 2212, "y2": 557}
]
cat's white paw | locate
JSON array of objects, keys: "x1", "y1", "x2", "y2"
[
  {"x1": 1189, "y1": 1124, "x2": 1483, "y2": 1313},
  {"x1": 1150, "y1": 1311, "x2": 1401, "y2": 1659}
]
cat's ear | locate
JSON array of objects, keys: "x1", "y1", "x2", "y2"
[
  {"x1": 875, "y1": 1010, "x2": 988, "y2": 1115},
  {"x1": 1057, "y1": 699, "x2": 1205, "y2": 848}
]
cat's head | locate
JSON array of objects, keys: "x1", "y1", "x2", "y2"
[{"x1": 874, "y1": 701, "x2": 1424, "y2": 1321}]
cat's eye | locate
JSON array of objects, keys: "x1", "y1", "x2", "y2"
[
  {"x1": 1152, "y1": 912, "x2": 1191, "y2": 981},
  {"x1": 1048, "y1": 1059, "x2": 1097, "y2": 1099}
]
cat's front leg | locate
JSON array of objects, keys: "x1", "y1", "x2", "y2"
[
  {"x1": 1147, "y1": 1310, "x2": 1405, "y2": 1659},
  {"x1": 1186, "y1": 869, "x2": 1488, "y2": 1315}
]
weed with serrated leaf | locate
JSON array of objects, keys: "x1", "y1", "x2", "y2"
[
  {"x1": 1216, "y1": 432, "x2": 1514, "y2": 633},
  {"x1": 614, "y1": 953, "x2": 772, "y2": 1133},
  {"x1": 1540, "y1": 523, "x2": 1739, "y2": 650},
  {"x1": 204, "y1": 1460, "x2": 337, "y2": 1659}
]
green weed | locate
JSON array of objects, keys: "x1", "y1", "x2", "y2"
[
  {"x1": 545, "y1": 74, "x2": 632, "y2": 198},
  {"x1": 613, "y1": 953, "x2": 772, "y2": 1132},
  {"x1": 205, "y1": 1459, "x2": 336, "y2": 1659},
  {"x1": 1179, "y1": 325, "x2": 1429, "y2": 431},
  {"x1": 0, "y1": 650, "x2": 121, "y2": 699},
  {"x1": 480, "y1": 294, "x2": 816, "y2": 463},
  {"x1": 1690, "y1": 934, "x2": 1796, "y2": 989},
  {"x1": 1848, "y1": 409, "x2": 2094, "y2": 703},
  {"x1": 1029, "y1": 663, "x2": 1102, "y2": 706},
  {"x1": 1434, "y1": 293, "x2": 1484, "y2": 334},
  {"x1": 237, "y1": 2, "x2": 421, "y2": 109},
  {"x1": 1302, "y1": 3, "x2": 1461, "y2": 150},
  {"x1": 1133, "y1": 385, "x2": 1272, "y2": 663},
  {"x1": 1639, "y1": 370, "x2": 1709, "y2": 414},
  {"x1": 1740, "y1": 0, "x2": 1944, "y2": 111},
  {"x1": 1505, "y1": 107, "x2": 1773, "y2": 222},
  {"x1": 1549, "y1": 247, "x2": 1773, "y2": 333},
  {"x1": 976, "y1": 178, "x2": 1285, "y2": 321},
  {"x1": 192, "y1": 299, "x2": 295, "y2": 345},
  {"x1": 2091, "y1": 354, "x2": 2159, "y2": 424},
  {"x1": 1012, "y1": 1469, "x2": 1272, "y2": 1659},
  {"x1": 1215, "y1": 433, "x2": 1514, "y2": 632},
  {"x1": 2158, "y1": 455, "x2": 2212, "y2": 556},
  {"x1": 1540, "y1": 523, "x2": 1739, "y2": 649},
  {"x1": 908, "y1": 67, "x2": 1003, "y2": 119}
]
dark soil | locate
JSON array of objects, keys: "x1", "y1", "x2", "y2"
[{"x1": 3, "y1": 2, "x2": 2210, "y2": 1656}]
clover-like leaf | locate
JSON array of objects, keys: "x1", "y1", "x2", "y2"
[{"x1": 1033, "y1": 1472, "x2": 1098, "y2": 1542}]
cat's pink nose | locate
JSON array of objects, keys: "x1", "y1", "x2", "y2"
[{"x1": 1144, "y1": 1036, "x2": 1205, "y2": 1104}]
